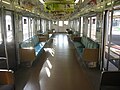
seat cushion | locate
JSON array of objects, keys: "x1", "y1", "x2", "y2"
[
  {"x1": 74, "y1": 42, "x2": 85, "y2": 48},
  {"x1": 35, "y1": 44, "x2": 42, "y2": 56}
]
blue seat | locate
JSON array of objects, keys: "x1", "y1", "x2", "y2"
[
  {"x1": 20, "y1": 35, "x2": 46, "y2": 64},
  {"x1": 35, "y1": 44, "x2": 42, "y2": 56}
]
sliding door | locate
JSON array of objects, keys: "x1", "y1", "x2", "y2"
[
  {"x1": 0, "y1": 9, "x2": 17, "y2": 70},
  {"x1": 104, "y1": 9, "x2": 120, "y2": 71}
]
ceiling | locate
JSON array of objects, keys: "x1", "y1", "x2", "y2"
[
  {"x1": 44, "y1": 0, "x2": 75, "y2": 20},
  {"x1": 20, "y1": 0, "x2": 78, "y2": 20},
  {"x1": 3, "y1": 0, "x2": 119, "y2": 20}
]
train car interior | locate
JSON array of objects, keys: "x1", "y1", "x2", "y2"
[{"x1": 0, "y1": 0, "x2": 120, "y2": 90}]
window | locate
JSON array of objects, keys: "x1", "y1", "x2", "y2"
[
  {"x1": 22, "y1": 17, "x2": 36, "y2": 41},
  {"x1": 64, "y1": 21, "x2": 68, "y2": 25},
  {"x1": 82, "y1": 0, "x2": 84, "y2": 2},
  {"x1": 23, "y1": 18, "x2": 27, "y2": 24},
  {"x1": 49, "y1": 21, "x2": 51, "y2": 30},
  {"x1": 37, "y1": 19, "x2": 40, "y2": 31},
  {"x1": 111, "y1": 10, "x2": 120, "y2": 45},
  {"x1": 80, "y1": 17, "x2": 83, "y2": 37},
  {"x1": 0, "y1": 12, "x2": 2, "y2": 44},
  {"x1": 77, "y1": 19, "x2": 79, "y2": 31},
  {"x1": 29, "y1": 18, "x2": 34, "y2": 37},
  {"x1": 70, "y1": 21, "x2": 73, "y2": 28},
  {"x1": 87, "y1": 18, "x2": 90, "y2": 37},
  {"x1": 91, "y1": 17, "x2": 96, "y2": 40},
  {"x1": 22, "y1": 17, "x2": 29, "y2": 41},
  {"x1": 59, "y1": 21, "x2": 63, "y2": 26},
  {"x1": 6, "y1": 15, "x2": 13, "y2": 42},
  {"x1": 104, "y1": 10, "x2": 120, "y2": 70},
  {"x1": 41, "y1": 19, "x2": 46, "y2": 33}
]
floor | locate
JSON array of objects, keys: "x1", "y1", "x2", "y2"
[{"x1": 15, "y1": 33, "x2": 101, "y2": 90}]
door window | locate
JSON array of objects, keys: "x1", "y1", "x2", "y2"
[
  {"x1": 6, "y1": 14, "x2": 13, "y2": 42},
  {"x1": 91, "y1": 17, "x2": 97, "y2": 40},
  {"x1": 0, "y1": 10, "x2": 2, "y2": 44},
  {"x1": 22, "y1": 17, "x2": 29, "y2": 41},
  {"x1": 104, "y1": 10, "x2": 120, "y2": 70}
]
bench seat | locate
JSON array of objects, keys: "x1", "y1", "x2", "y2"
[
  {"x1": 19, "y1": 35, "x2": 46, "y2": 65},
  {"x1": 35, "y1": 42, "x2": 45, "y2": 55},
  {"x1": 73, "y1": 36, "x2": 99, "y2": 67}
]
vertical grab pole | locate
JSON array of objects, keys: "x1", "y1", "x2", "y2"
[
  {"x1": 106, "y1": 0, "x2": 114, "y2": 71},
  {"x1": 79, "y1": 17, "x2": 81, "y2": 37},
  {"x1": 101, "y1": 10, "x2": 108, "y2": 71}
]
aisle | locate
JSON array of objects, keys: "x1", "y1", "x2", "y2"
[
  {"x1": 39, "y1": 33, "x2": 93, "y2": 90},
  {"x1": 15, "y1": 33, "x2": 94, "y2": 90}
]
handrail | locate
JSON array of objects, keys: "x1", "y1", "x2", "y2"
[{"x1": 0, "y1": 57, "x2": 7, "y2": 60}]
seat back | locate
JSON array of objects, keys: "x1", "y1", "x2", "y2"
[
  {"x1": 100, "y1": 71, "x2": 120, "y2": 90},
  {"x1": 0, "y1": 70, "x2": 14, "y2": 85}
]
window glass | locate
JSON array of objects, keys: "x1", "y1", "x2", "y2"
[
  {"x1": 41, "y1": 19, "x2": 46, "y2": 33},
  {"x1": 59, "y1": 21, "x2": 63, "y2": 26},
  {"x1": 22, "y1": 17, "x2": 29, "y2": 41},
  {"x1": 0, "y1": 12, "x2": 2, "y2": 44},
  {"x1": 70, "y1": 21, "x2": 73, "y2": 28},
  {"x1": 29, "y1": 18, "x2": 34, "y2": 37},
  {"x1": 80, "y1": 17, "x2": 83, "y2": 36},
  {"x1": 91, "y1": 16, "x2": 97, "y2": 40},
  {"x1": 109, "y1": 10, "x2": 120, "y2": 67},
  {"x1": 87, "y1": 18, "x2": 90, "y2": 37},
  {"x1": 37, "y1": 19, "x2": 40, "y2": 31},
  {"x1": 41, "y1": 19, "x2": 43, "y2": 33},
  {"x1": 77, "y1": 19, "x2": 79, "y2": 31},
  {"x1": 82, "y1": 0, "x2": 84, "y2": 2},
  {"x1": 64, "y1": 21, "x2": 68, "y2": 25},
  {"x1": 44, "y1": 20, "x2": 46, "y2": 33},
  {"x1": 49, "y1": 21, "x2": 51, "y2": 30},
  {"x1": 104, "y1": 10, "x2": 120, "y2": 70},
  {"x1": 6, "y1": 15, "x2": 13, "y2": 42},
  {"x1": 111, "y1": 10, "x2": 120, "y2": 45}
]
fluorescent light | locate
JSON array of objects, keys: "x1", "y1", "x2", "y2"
[
  {"x1": 2, "y1": 0, "x2": 10, "y2": 4},
  {"x1": 75, "y1": 0, "x2": 79, "y2": 3},
  {"x1": 107, "y1": 2, "x2": 111, "y2": 6},
  {"x1": 82, "y1": 0, "x2": 84, "y2": 2},
  {"x1": 39, "y1": 0, "x2": 44, "y2": 4},
  {"x1": 107, "y1": 1, "x2": 114, "y2": 6}
]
